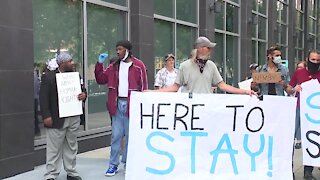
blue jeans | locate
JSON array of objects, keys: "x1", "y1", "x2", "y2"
[{"x1": 109, "y1": 99, "x2": 129, "y2": 166}]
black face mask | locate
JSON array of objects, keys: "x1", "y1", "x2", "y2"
[
  {"x1": 307, "y1": 60, "x2": 320, "y2": 74},
  {"x1": 195, "y1": 58, "x2": 208, "y2": 73}
]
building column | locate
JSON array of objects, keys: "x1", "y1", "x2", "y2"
[
  {"x1": 287, "y1": 0, "x2": 296, "y2": 72},
  {"x1": 130, "y1": 0, "x2": 155, "y2": 89},
  {"x1": 0, "y1": 0, "x2": 35, "y2": 178},
  {"x1": 240, "y1": 1, "x2": 254, "y2": 80},
  {"x1": 199, "y1": 0, "x2": 215, "y2": 40}
]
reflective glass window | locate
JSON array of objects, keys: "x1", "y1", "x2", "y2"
[
  {"x1": 176, "y1": 0, "x2": 197, "y2": 23},
  {"x1": 33, "y1": 0, "x2": 82, "y2": 138},
  {"x1": 176, "y1": 25, "x2": 197, "y2": 67},
  {"x1": 226, "y1": 3, "x2": 239, "y2": 33},
  {"x1": 154, "y1": 20, "x2": 174, "y2": 73},
  {"x1": 86, "y1": 3, "x2": 127, "y2": 129},
  {"x1": 154, "y1": 0, "x2": 174, "y2": 18}
]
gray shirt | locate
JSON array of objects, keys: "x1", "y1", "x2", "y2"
[{"x1": 175, "y1": 59, "x2": 223, "y2": 93}]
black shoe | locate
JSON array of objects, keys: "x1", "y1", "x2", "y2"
[
  {"x1": 67, "y1": 175, "x2": 82, "y2": 180},
  {"x1": 47, "y1": 179, "x2": 54, "y2": 180},
  {"x1": 295, "y1": 142, "x2": 302, "y2": 149},
  {"x1": 304, "y1": 172, "x2": 316, "y2": 180}
]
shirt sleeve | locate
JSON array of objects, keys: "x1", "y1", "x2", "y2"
[
  {"x1": 175, "y1": 65, "x2": 184, "y2": 86},
  {"x1": 154, "y1": 69, "x2": 163, "y2": 87},
  {"x1": 141, "y1": 63, "x2": 148, "y2": 90}
]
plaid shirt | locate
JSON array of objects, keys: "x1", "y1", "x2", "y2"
[{"x1": 154, "y1": 67, "x2": 178, "y2": 88}]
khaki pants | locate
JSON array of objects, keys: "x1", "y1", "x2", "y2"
[{"x1": 44, "y1": 116, "x2": 80, "y2": 179}]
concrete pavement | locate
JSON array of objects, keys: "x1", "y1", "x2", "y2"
[{"x1": 4, "y1": 147, "x2": 320, "y2": 180}]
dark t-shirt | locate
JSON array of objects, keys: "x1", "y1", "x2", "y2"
[{"x1": 289, "y1": 68, "x2": 320, "y2": 107}]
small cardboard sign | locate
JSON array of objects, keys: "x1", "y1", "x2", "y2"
[{"x1": 252, "y1": 72, "x2": 281, "y2": 84}]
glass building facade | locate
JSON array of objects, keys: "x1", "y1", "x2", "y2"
[{"x1": 1, "y1": 0, "x2": 320, "y2": 178}]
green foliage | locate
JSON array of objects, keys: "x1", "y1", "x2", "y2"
[{"x1": 33, "y1": 0, "x2": 82, "y2": 64}]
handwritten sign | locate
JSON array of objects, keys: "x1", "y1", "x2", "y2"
[
  {"x1": 300, "y1": 79, "x2": 320, "y2": 166},
  {"x1": 56, "y1": 72, "x2": 82, "y2": 118},
  {"x1": 252, "y1": 72, "x2": 281, "y2": 84},
  {"x1": 126, "y1": 92, "x2": 296, "y2": 180}
]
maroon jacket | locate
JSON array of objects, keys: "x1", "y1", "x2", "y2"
[{"x1": 95, "y1": 56, "x2": 148, "y2": 116}]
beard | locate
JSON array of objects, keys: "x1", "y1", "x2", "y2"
[{"x1": 197, "y1": 53, "x2": 210, "y2": 60}]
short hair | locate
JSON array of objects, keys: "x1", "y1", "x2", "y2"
[{"x1": 267, "y1": 46, "x2": 281, "y2": 55}]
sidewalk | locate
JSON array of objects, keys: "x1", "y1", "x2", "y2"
[{"x1": 4, "y1": 147, "x2": 320, "y2": 180}]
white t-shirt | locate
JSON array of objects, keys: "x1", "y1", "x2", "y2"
[{"x1": 118, "y1": 61, "x2": 132, "y2": 97}]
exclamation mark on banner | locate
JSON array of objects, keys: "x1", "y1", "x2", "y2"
[{"x1": 267, "y1": 136, "x2": 273, "y2": 177}]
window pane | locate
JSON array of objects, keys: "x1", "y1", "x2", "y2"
[
  {"x1": 258, "y1": 16, "x2": 267, "y2": 40},
  {"x1": 251, "y1": 14, "x2": 257, "y2": 38},
  {"x1": 154, "y1": 0, "x2": 174, "y2": 18},
  {"x1": 214, "y1": 33, "x2": 224, "y2": 77},
  {"x1": 33, "y1": 0, "x2": 82, "y2": 137},
  {"x1": 276, "y1": 2, "x2": 287, "y2": 24},
  {"x1": 215, "y1": 3, "x2": 225, "y2": 30},
  {"x1": 226, "y1": 3, "x2": 239, "y2": 33},
  {"x1": 253, "y1": 0, "x2": 267, "y2": 14},
  {"x1": 308, "y1": 18, "x2": 316, "y2": 34},
  {"x1": 252, "y1": 40, "x2": 257, "y2": 63},
  {"x1": 226, "y1": 35, "x2": 239, "y2": 86},
  {"x1": 87, "y1": 3, "x2": 127, "y2": 130},
  {"x1": 176, "y1": 0, "x2": 197, "y2": 23},
  {"x1": 154, "y1": 20, "x2": 174, "y2": 73},
  {"x1": 281, "y1": 5, "x2": 288, "y2": 24},
  {"x1": 176, "y1": 25, "x2": 196, "y2": 68},
  {"x1": 296, "y1": 11, "x2": 303, "y2": 29},
  {"x1": 101, "y1": 0, "x2": 126, "y2": 6},
  {"x1": 295, "y1": 0, "x2": 303, "y2": 11},
  {"x1": 258, "y1": 0, "x2": 267, "y2": 15},
  {"x1": 258, "y1": 42, "x2": 266, "y2": 66},
  {"x1": 296, "y1": 30, "x2": 303, "y2": 48},
  {"x1": 309, "y1": 0, "x2": 315, "y2": 17},
  {"x1": 281, "y1": 24, "x2": 287, "y2": 45}
]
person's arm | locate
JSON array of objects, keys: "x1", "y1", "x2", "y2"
[
  {"x1": 39, "y1": 73, "x2": 53, "y2": 127},
  {"x1": 94, "y1": 62, "x2": 110, "y2": 84},
  {"x1": 148, "y1": 83, "x2": 180, "y2": 92},
  {"x1": 154, "y1": 70, "x2": 163, "y2": 89},
  {"x1": 79, "y1": 77, "x2": 87, "y2": 102},
  {"x1": 141, "y1": 63, "x2": 148, "y2": 91},
  {"x1": 217, "y1": 81, "x2": 256, "y2": 95},
  {"x1": 286, "y1": 70, "x2": 298, "y2": 95}
]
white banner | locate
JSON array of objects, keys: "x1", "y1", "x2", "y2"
[
  {"x1": 126, "y1": 92, "x2": 296, "y2": 180},
  {"x1": 301, "y1": 79, "x2": 320, "y2": 166},
  {"x1": 56, "y1": 72, "x2": 82, "y2": 118}
]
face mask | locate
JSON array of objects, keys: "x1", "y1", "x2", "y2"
[
  {"x1": 307, "y1": 60, "x2": 320, "y2": 74},
  {"x1": 272, "y1": 56, "x2": 281, "y2": 64},
  {"x1": 122, "y1": 49, "x2": 129, "y2": 61}
]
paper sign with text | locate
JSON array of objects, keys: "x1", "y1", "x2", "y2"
[
  {"x1": 56, "y1": 72, "x2": 82, "y2": 118},
  {"x1": 126, "y1": 92, "x2": 296, "y2": 180},
  {"x1": 300, "y1": 79, "x2": 320, "y2": 166},
  {"x1": 252, "y1": 72, "x2": 281, "y2": 84}
]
